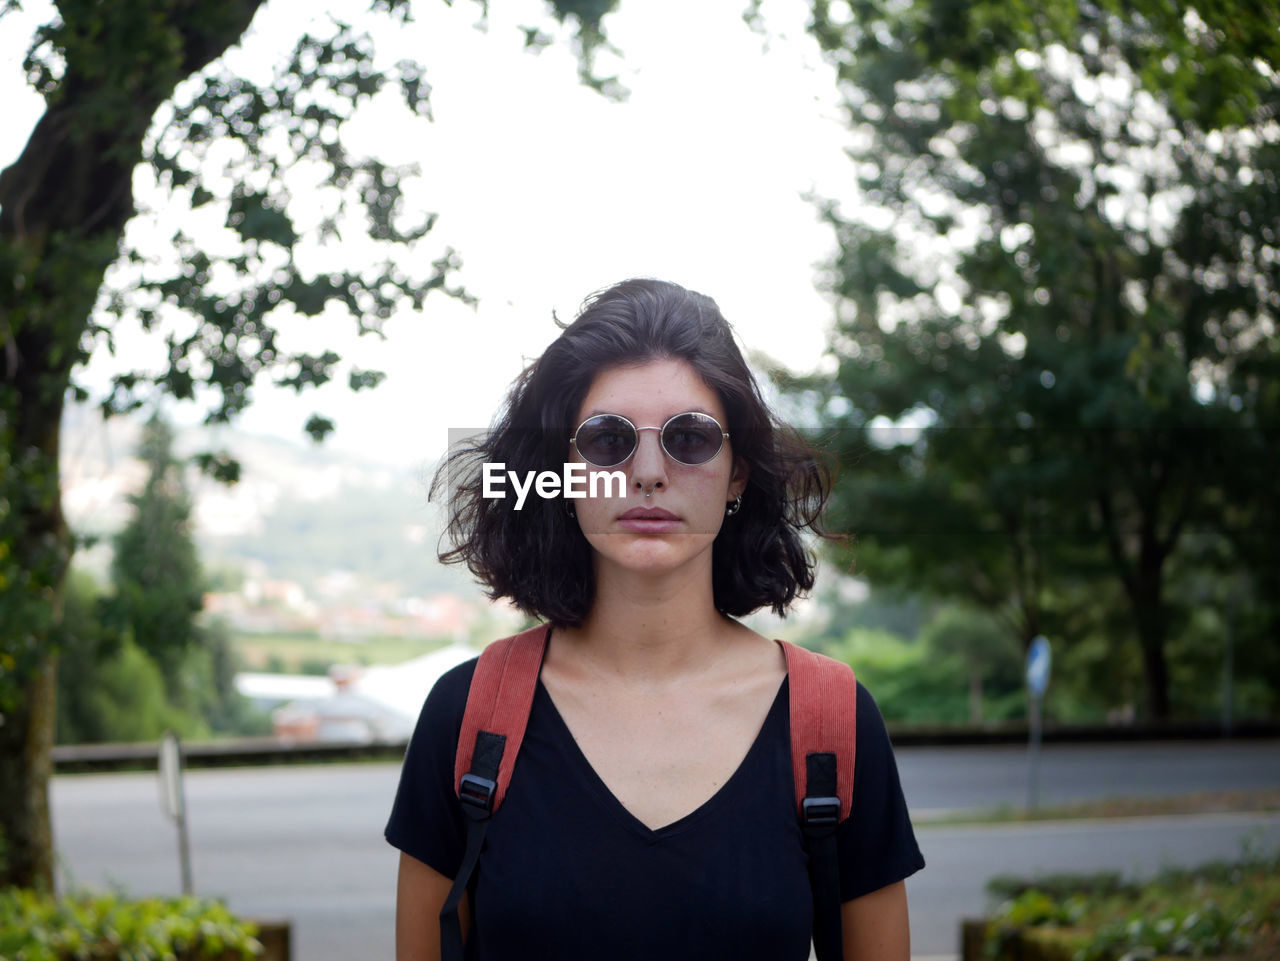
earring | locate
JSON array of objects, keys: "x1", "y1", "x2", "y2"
[
  {"x1": 725, "y1": 494, "x2": 742, "y2": 516},
  {"x1": 564, "y1": 499, "x2": 576, "y2": 518}
]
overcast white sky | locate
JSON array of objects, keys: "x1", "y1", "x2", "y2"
[{"x1": 2, "y1": 0, "x2": 856, "y2": 470}]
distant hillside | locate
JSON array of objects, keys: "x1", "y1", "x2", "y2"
[
  {"x1": 61, "y1": 405, "x2": 478, "y2": 600},
  {"x1": 203, "y1": 473, "x2": 474, "y2": 599}
]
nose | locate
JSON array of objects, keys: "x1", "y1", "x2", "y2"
[{"x1": 630, "y1": 426, "x2": 667, "y2": 496}]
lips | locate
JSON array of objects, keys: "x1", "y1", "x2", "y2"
[
  {"x1": 618, "y1": 507, "x2": 679, "y2": 521},
  {"x1": 616, "y1": 506, "x2": 681, "y2": 533}
]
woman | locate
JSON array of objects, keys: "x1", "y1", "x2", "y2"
[{"x1": 386, "y1": 278, "x2": 924, "y2": 960}]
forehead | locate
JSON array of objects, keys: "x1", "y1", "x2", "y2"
[{"x1": 575, "y1": 357, "x2": 726, "y2": 424}]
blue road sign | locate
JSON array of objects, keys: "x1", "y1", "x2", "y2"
[{"x1": 1026, "y1": 635, "x2": 1051, "y2": 698}]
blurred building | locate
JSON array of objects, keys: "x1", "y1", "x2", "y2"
[{"x1": 237, "y1": 642, "x2": 479, "y2": 743}]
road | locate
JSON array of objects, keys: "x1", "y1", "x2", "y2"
[
  {"x1": 899, "y1": 739, "x2": 1280, "y2": 815},
  {"x1": 50, "y1": 740, "x2": 1280, "y2": 961}
]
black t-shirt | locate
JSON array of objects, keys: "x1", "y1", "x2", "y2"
[{"x1": 386, "y1": 655, "x2": 924, "y2": 960}]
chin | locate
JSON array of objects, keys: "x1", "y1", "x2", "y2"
[{"x1": 592, "y1": 536, "x2": 712, "y2": 578}]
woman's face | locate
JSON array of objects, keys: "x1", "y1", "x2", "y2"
[{"x1": 569, "y1": 356, "x2": 747, "y2": 581}]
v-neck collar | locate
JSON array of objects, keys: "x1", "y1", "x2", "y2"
[{"x1": 533, "y1": 674, "x2": 789, "y2": 841}]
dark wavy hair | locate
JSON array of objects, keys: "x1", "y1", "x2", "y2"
[{"x1": 431, "y1": 278, "x2": 831, "y2": 627}]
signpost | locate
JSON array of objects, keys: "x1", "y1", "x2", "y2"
[
  {"x1": 1025, "y1": 635, "x2": 1051, "y2": 811},
  {"x1": 158, "y1": 731, "x2": 194, "y2": 895}
]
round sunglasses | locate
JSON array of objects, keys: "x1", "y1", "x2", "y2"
[{"x1": 570, "y1": 411, "x2": 729, "y2": 468}]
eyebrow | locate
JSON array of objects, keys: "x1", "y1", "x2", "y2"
[{"x1": 581, "y1": 407, "x2": 719, "y2": 421}]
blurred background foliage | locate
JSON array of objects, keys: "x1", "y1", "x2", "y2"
[
  {"x1": 53, "y1": 418, "x2": 270, "y2": 745},
  {"x1": 0, "y1": 0, "x2": 619, "y2": 887},
  {"x1": 783, "y1": 0, "x2": 1279, "y2": 721},
  {"x1": 26, "y1": 0, "x2": 1279, "y2": 743},
  {"x1": 2, "y1": 0, "x2": 1276, "y2": 893}
]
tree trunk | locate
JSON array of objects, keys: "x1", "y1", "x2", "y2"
[
  {"x1": 0, "y1": 88, "x2": 143, "y2": 886},
  {"x1": 0, "y1": 655, "x2": 57, "y2": 890},
  {"x1": 0, "y1": 1, "x2": 265, "y2": 889},
  {"x1": 0, "y1": 394, "x2": 69, "y2": 889},
  {"x1": 1132, "y1": 563, "x2": 1171, "y2": 720},
  {"x1": 1095, "y1": 472, "x2": 1174, "y2": 722},
  {"x1": 1135, "y1": 611, "x2": 1171, "y2": 720},
  {"x1": 968, "y1": 660, "x2": 984, "y2": 724}
]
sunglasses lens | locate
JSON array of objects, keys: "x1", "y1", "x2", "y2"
[
  {"x1": 575, "y1": 415, "x2": 636, "y2": 467},
  {"x1": 661, "y1": 413, "x2": 724, "y2": 465}
]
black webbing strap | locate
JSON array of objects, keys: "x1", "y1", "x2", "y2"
[
  {"x1": 802, "y1": 751, "x2": 843, "y2": 961},
  {"x1": 440, "y1": 730, "x2": 506, "y2": 961}
]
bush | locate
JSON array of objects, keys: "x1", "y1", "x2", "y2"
[
  {"x1": 827, "y1": 628, "x2": 973, "y2": 723},
  {"x1": 986, "y1": 870, "x2": 1134, "y2": 903},
  {"x1": 55, "y1": 573, "x2": 269, "y2": 743},
  {"x1": 0, "y1": 888, "x2": 262, "y2": 960},
  {"x1": 87, "y1": 640, "x2": 210, "y2": 742},
  {"x1": 983, "y1": 850, "x2": 1280, "y2": 961}
]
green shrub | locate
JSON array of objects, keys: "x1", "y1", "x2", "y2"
[
  {"x1": 986, "y1": 870, "x2": 1135, "y2": 903},
  {"x1": 82, "y1": 639, "x2": 209, "y2": 743},
  {"x1": 983, "y1": 851, "x2": 1280, "y2": 961},
  {"x1": 1078, "y1": 902, "x2": 1256, "y2": 961},
  {"x1": 0, "y1": 888, "x2": 262, "y2": 961},
  {"x1": 827, "y1": 628, "x2": 970, "y2": 723}
]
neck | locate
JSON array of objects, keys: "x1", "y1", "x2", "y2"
[{"x1": 554, "y1": 562, "x2": 741, "y2": 686}]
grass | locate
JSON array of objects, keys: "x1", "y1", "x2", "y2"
[
  {"x1": 231, "y1": 632, "x2": 452, "y2": 674},
  {"x1": 922, "y1": 789, "x2": 1280, "y2": 826}
]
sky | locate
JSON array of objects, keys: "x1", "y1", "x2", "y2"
[{"x1": 2, "y1": 0, "x2": 857, "y2": 471}]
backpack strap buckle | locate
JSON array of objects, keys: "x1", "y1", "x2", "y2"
[
  {"x1": 802, "y1": 795, "x2": 841, "y2": 827},
  {"x1": 459, "y1": 772, "x2": 497, "y2": 815}
]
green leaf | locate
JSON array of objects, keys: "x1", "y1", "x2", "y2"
[
  {"x1": 304, "y1": 414, "x2": 335, "y2": 441},
  {"x1": 191, "y1": 451, "x2": 241, "y2": 485},
  {"x1": 348, "y1": 367, "x2": 386, "y2": 391},
  {"x1": 226, "y1": 190, "x2": 298, "y2": 248}
]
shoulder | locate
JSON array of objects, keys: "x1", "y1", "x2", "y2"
[
  {"x1": 852, "y1": 680, "x2": 894, "y2": 762},
  {"x1": 386, "y1": 658, "x2": 479, "y2": 874},
  {"x1": 410, "y1": 657, "x2": 479, "y2": 738},
  {"x1": 838, "y1": 677, "x2": 926, "y2": 896},
  {"x1": 776, "y1": 641, "x2": 891, "y2": 757},
  {"x1": 412, "y1": 625, "x2": 552, "y2": 738},
  {"x1": 853, "y1": 679, "x2": 884, "y2": 726},
  {"x1": 434, "y1": 656, "x2": 479, "y2": 699},
  {"x1": 776, "y1": 641, "x2": 875, "y2": 719}
]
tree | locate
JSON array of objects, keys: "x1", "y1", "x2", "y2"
[
  {"x1": 52, "y1": 570, "x2": 117, "y2": 745},
  {"x1": 54, "y1": 566, "x2": 205, "y2": 745},
  {"x1": 798, "y1": 0, "x2": 1279, "y2": 719},
  {"x1": 918, "y1": 604, "x2": 1019, "y2": 723},
  {"x1": 0, "y1": 0, "x2": 618, "y2": 889},
  {"x1": 109, "y1": 416, "x2": 204, "y2": 686}
]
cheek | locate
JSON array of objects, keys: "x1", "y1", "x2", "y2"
[
  {"x1": 572, "y1": 475, "x2": 623, "y2": 533},
  {"x1": 679, "y1": 464, "x2": 734, "y2": 498}
]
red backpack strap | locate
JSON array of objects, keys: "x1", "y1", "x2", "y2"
[
  {"x1": 778, "y1": 639, "x2": 857, "y2": 961},
  {"x1": 778, "y1": 639, "x2": 857, "y2": 821},
  {"x1": 453, "y1": 622, "x2": 550, "y2": 814},
  {"x1": 441, "y1": 623, "x2": 548, "y2": 961}
]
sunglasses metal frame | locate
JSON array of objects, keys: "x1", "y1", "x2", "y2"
[{"x1": 569, "y1": 411, "x2": 730, "y2": 468}]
